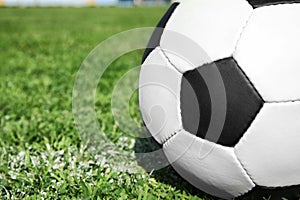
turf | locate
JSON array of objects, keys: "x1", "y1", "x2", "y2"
[{"x1": 0, "y1": 7, "x2": 216, "y2": 199}]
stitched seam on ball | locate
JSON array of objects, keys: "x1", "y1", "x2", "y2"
[
  {"x1": 156, "y1": 46, "x2": 184, "y2": 142},
  {"x1": 162, "y1": 129, "x2": 181, "y2": 146},
  {"x1": 232, "y1": 103, "x2": 265, "y2": 191},
  {"x1": 159, "y1": 47, "x2": 185, "y2": 75},
  {"x1": 233, "y1": 149, "x2": 256, "y2": 197},
  {"x1": 266, "y1": 99, "x2": 300, "y2": 103},
  {"x1": 233, "y1": 10, "x2": 254, "y2": 55}
]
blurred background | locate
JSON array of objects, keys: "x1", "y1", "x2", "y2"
[{"x1": 0, "y1": 0, "x2": 172, "y2": 7}]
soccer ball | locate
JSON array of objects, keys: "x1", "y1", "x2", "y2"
[{"x1": 139, "y1": 0, "x2": 300, "y2": 199}]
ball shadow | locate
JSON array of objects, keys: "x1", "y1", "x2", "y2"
[{"x1": 134, "y1": 129, "x2": 214, "y2": 199}]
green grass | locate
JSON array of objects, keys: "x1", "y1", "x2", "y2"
[
  {"x1": 0, "y1": 6, "x2": 282, "y2": 200},
  {"x1": 0, "y1": 7, "x2": 216, "y2": 199}
]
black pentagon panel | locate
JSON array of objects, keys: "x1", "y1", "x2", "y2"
[
  {"x1": 246, "y1": 0, "x2": 300, "y2": 8},
  {"x1": 181, "y1": 58, "x2": 264, "y2": 147},
  {"x1": 239, "y1": 185, "x2": 300, "y2": 200},
  {"x1": 142, "y1": 2, "x2": 179, "y2": 63},
  {"x1": 181, "y1": 67, "x2": 211, "y2": 140}
]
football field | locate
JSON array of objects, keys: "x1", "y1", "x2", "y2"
[
  {"x1": 0, "y1": 7, "x2": 216, "y2": 199},
  {"x1": 0, "y1": 6, "x2": 279, "y2": 199}
]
